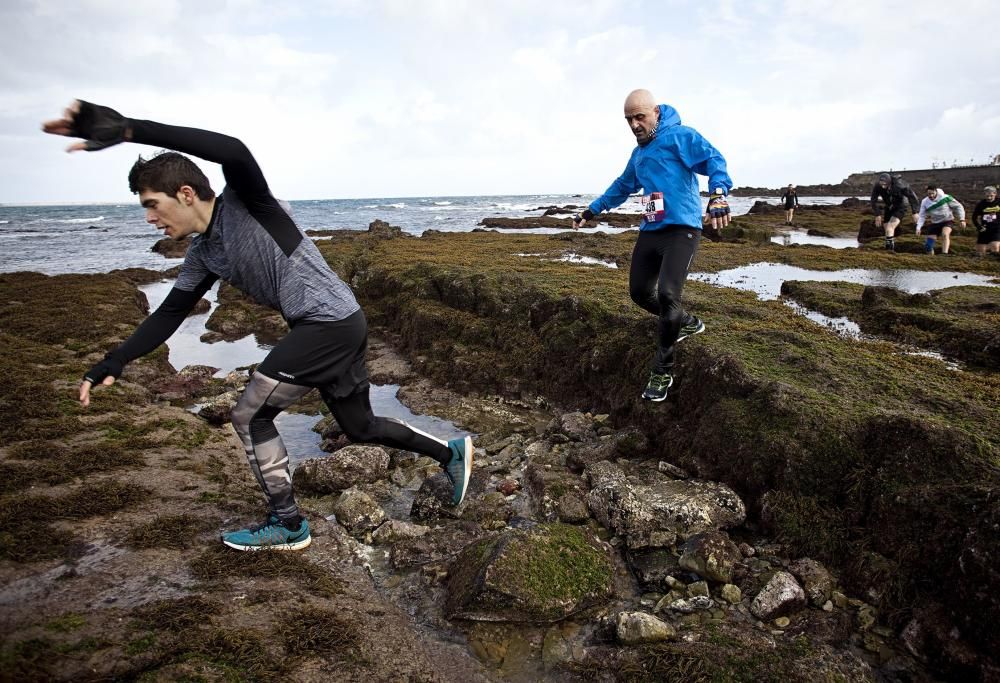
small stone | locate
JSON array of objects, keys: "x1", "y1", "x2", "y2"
[
  {"x1": 720, "y1": 584, "x2": 742, "y2": 604},
  {"x1": 496, "y1": 479, "x2": 520, "y2": 496},
  {"x1": 687, "y1": 581, "x2": 710, "y2": 598},
  {"x1": 664, "y1": 576, "x2": 686, "y2": 591},
  {"x1": 822, "y1": 600, "x2": 834, "y2": 612},
  {"x1": 857, "y1": 604, "x2": 877, "y2": 632},
  {"x1": 832, "y1": 591, "x2": 849, "y2": 609},
  {"x1": 774, "y1": 617, "x2": 790, "y2": 628},
  {"x1": 616, "y1": 611, "x2": 676, "y2": 644},
  {"x1": 657, "y1": 461, "x2": 689, "y2": 479}
]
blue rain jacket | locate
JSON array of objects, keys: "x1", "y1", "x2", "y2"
[{"x1": 588, "y1": 104, "x2": 732, "y2": 231}]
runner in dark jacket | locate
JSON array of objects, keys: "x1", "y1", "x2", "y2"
[
  {"x1": 870, "y1": 172, "x2": 920, "y2": 251},
  {"x1": 780, "y1": 184, "x2": 799, "y2": 225}
]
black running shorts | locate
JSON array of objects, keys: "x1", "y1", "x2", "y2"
[
  {"x1": 257, "y1": 309, "x2": 369, "y2": 397},
  {"x1": 923, "y1": 221, "x2": 953, "y2": 237}
]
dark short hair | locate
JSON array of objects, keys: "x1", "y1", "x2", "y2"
[
  {"x1": 128, "y1": 151, "x2": 215, "y2": 200},
  {"x1": 926, "y1": 184, "x2": 936, "y2": 191}
]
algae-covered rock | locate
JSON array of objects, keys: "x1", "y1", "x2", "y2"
[
  {"x1": 678, "y1": 531, "x2": 742, "y2": 584},
  {"x1": 331, "y1": 487, "x2": 385, "y2": 536},
  {"x1": 616, "y1": 611, "x2": 676, "y2": 644},
  {"x1": 204, "y1": 282, "x2": 287, "y2": 344},
  {"x1": 789, "y1": 557, "x2": 836, "y2": 607},
  {"x1": 445, "y1": 523, "x2": 614, "y2": 622},
  {"x1": 292, "y1": 444, "x2": 390, "y2": 495}
]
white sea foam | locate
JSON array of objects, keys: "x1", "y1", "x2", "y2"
[
  {"x1": 57, "y1": 216, "x2": 105, "y2": 224},
  {"x1": 433, "y1": 201, "x2": 453, "y2": 206}
]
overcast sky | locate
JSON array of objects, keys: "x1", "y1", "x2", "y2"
[{"x1": 2, "y1": 0, "x2": 998, "y2": 203}]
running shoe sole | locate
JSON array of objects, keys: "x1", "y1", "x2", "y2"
[
  {"x1": 222, "y1": 535, "x2": 312, "y2": 552},
  {"x1": 454, "y1": 435, "x2": 473, "y2": 505}
]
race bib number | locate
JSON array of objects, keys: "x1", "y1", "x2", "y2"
[
  {"x1": 642, "y1": 192, "x2": 665, "y2": 222},
  {"x1": 983, "y1": 213, "x2": 997, "y2": 223}
]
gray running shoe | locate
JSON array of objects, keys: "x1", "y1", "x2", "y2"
[
  {"x1": 641, "y1": 371, "x2": 673, "y2": 402},
  {"x1": 677, "y1": 317, "x2": 705, "y2": 342}
]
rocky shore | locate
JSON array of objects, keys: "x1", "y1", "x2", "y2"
[{"x1": 1, "y1": 201, "x2": 998, "y2": 681}]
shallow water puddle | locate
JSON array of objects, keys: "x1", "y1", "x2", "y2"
[
  {"x1": 690, "y1": 263, "x2": 999, "y2": 300},
  {"x1": 140, "y1": 280, "x2": 265, "y2": 376},
  {"x1": 770, "y1": 230, "x2": 859, "y2": 249},
  {"x1": 690, "y1": 263, "x2": 991, "y2": 367}
]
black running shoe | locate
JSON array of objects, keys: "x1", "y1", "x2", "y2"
[
  {"x1": 884, "y1": 238, "x2": 895, "y2": 252},
  {"x1": 677, "y1": 317, "x2": 705, "y2": 343},
  {"x1": 641, "y1": 371, "x2": 673, "y2": 402}
]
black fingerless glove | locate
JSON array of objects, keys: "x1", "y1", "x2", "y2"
[
  {"x1": 574, "y1": 209, "x2": 595, "y2": 223},
  {"x1": 72, "y1": 100, "x2": 130, "y2": 149},
  {"x1": 84, "y1": 353, "x2": 124, "y2": 385}
]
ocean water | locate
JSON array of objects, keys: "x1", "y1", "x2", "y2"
[{"x1": 0, "y1": 194, "x2": 855, "y2": 275}]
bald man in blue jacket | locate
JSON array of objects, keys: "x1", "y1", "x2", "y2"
[{"x1": 575, "y1": 89, "x2": 732, "y2": 402}]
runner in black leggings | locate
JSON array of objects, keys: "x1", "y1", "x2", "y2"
[
  {"x1": 628, "y1": 226, "x2": 702, "y2": 380},
  {"x1": 43, "y1": 100, "x2": 474, "y2": 551},
  {"x1": 573, "y1": 89, "x2": 733, "y2": 401}
]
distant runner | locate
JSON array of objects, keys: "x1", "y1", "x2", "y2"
[
  {"x1": 870, "y1": 172, "x2": 920, "y2": 252},
  {"x1": 916, "y1": 185, "x2": 966, "y2": 255},
  {"x1": 781, "y1": 184, "x2": 799, "y2": 225},
  {"x1": 972, "y1": 185, "x2": 1000, "y2": 257},
  {"x1": 43, "y1": 100, "x2": 474, "y2": 551},
  {"x1": 573, "y1": 89, "x2": 732, "y2": 402}
]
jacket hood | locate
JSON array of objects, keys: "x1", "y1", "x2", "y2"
[{"x1": 658, "y1": 104, "x2": 681, "y2": 128}]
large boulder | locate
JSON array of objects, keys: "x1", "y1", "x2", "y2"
[
  {"x1": 586, "y1": 461, "x2": 746, "y2": 549},
  {"x1": 292, "y1": 444, "x2": 390, "y2": 495},
  {"x1": 445, "y1": 523, "x2": 614, "y2": 622}
]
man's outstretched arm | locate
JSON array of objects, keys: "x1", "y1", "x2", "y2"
[
  {"x1": 43, "y1": 100, "x2": 303, "y2": 257},
  {"x1": 79, "y1": 276, "x2": 216, "y2": 406}
]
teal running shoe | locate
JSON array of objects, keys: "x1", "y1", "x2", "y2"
[
  {"x1": 444, "y1": 436, "x2": 474, "y2": 505},
  {"x1": 641, "y1": 371, "x2": 674, "y2": 402},
  {"x1": 222, "y1": 516, "x2": 311, "y2": 551},
  {"x1": 677, "y1": 316, "x2": 705, "y2": 342}
]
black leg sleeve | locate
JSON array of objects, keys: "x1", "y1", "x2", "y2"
[{"x1": 321, "y1": 386, "x2": 451, "y2": 465}]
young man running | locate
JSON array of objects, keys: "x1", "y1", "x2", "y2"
[
  {"x1": 916, "y1": 185, "x2": 966, "y2": 255},
  {"x1": 43, "y1": 100, "x2": 473, "y2": 551},
  {"x1": 573, "y1": 89, "x2": 732, "y2": 402},
  {"x1": 870, "y1": 173, "x2": 920, "y2": 252}
]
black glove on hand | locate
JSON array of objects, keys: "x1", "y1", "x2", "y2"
[
  {"x1": 574, "y1": 209, "x2": 595, "y2": 224},
  {"x1": 84, "y1": 353, "x2": 124, "y2": 385},
  {"x1": 72, "y1": 101, "x2": 129, "y2": 150}
]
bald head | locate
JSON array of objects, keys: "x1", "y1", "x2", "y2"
[
  {"x1": 624, "y1": 89, "x2": 657, "y2": 110},
  {"x1": 623, "y1": 89, "x2": 659, "y2": 144}
]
